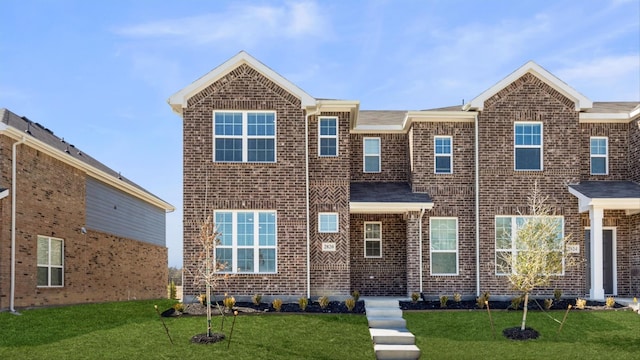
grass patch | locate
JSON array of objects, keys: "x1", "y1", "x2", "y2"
[
  {"x1": 0, "y1": 299, "x2": 373, "y2": 359},
  {"x1": 405, "y1": 309, "x2": 640, "y2": 359}
]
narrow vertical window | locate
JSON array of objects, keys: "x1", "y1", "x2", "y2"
[
  {"x1": 318, "y1": 213, "x2": 339, "y2": 233},
  {"x1": 514, "y1": 122, "x2": 543, "y2": 171},
  {"x1": 590, "y1": 137, "x2": 608, "y2": 175},
  {"x1": 430, "y1": 218, "x2": 458, "y2": 275},
  {"x1": 37, "y1": 236, "x2": 64, "y2": 287},
  {"x1": 434, "y1": 136, "x2": 453, "y2": 174},
  {"x1": 364, "y1": 222, "x2": 382, "y2": 258},
  {"x1": 363, "y1": 137, "x2": 381, "y2": 173},
  {"x1": 318, "y1": 117, "x2": 338, "y2": 156}
]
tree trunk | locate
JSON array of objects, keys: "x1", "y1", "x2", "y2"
[{"x1": 520, "y1": 292, "x2": 529, "y2": 331}]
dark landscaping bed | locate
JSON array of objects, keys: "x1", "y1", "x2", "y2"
[{"x1": 399, "y1": 298, "x2": 623, "y2": 311}]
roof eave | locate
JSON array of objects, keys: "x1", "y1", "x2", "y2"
[{"x1": 349, "y1": 201, "x2": 434, "y2": 214}]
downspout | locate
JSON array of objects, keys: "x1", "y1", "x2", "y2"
[
  {"x1": 11, "y1": 136, "x2": 26, "y2": 314},
  {"x1": 304, "y1": 105, "x2": 321, "y2": 299},
  {"x1": 474, "y1": 113, "x2": 480, "y2": 297},
  {"x1": 418, "y1": 208, "x2": 426, "y2": 293}
]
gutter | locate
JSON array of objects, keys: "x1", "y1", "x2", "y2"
[
  {"x1": 304, "y1": 104, "x2": 321, "y2": 299},
  {"x1": 474, "y1": 113, "x2": 480, "y2": 297},
  {"x1": 418, "y1": 207, "x2": 426, "y2": 293},
  {"x1": 10, "y1": 136, "x2": 26, "y2": 314}
]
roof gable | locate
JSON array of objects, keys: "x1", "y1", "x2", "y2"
[
  {"x1": 168, "y1": 51, "x2": 315, "y2": 115},
  {"x1": 465, "y1": 61, "x2": 593, "y2": 112}
]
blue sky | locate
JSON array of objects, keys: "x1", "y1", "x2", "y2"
[{"x1": 1, "y1": 0, "x2": 638, "y2": 267}]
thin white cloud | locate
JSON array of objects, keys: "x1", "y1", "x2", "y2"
[{"x1": 113, "y1": 1, "x2": 327, "y2": 46}]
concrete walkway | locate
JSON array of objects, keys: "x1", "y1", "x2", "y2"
[{"x1": 364, "y1": 298, "x2": 420, "y2": 360}]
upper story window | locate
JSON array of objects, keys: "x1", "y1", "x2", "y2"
[
  {"x1": 430, "y1": 218, "x2": 458, "y2": 275},
  {"x1": 214, "y1": 111, "x2": 276, "y2": 163},
  {"x1": 434, "y1": 136, "x2": 453, "y2": 174},
  {"x1": 363, "y1": 137, "x2": 381, "y2": 173},
  {"x1": 215, "y1": 210, "x2": 277, "y2": 273},
  {"x1": 590, "y1": 137, "x2": 608, "y2": 175},
  {"x1": 318, "y1": 117, "x2": 338, "y2": 157},
  {"x1": 364, "y1": 221, "x2": 382, "y2": 258},
  {"x1": 514, "y1": 122, "x2": 543, "y2": 171},
  {"x1": 37, "y1": 236, "x2": 64, "y2": 287},
  {"x1": 318, "y1": 213, "x2": 339, "y2": 233}
]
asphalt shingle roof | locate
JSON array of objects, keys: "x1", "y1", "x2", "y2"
[
  {"x1": 350, "y1": 182, "x2": 432, "y2": 203},
  {"x1": 569, "y1": 181, "x2": 640, "y2": 199}
]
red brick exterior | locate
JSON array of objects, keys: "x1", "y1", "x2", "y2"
[
  {"x1": 0, "y1": 139, "x2": 167, "y2": 309},
  {"x1": 180, "y1": 59, "x2": 639, "y2": 300}
]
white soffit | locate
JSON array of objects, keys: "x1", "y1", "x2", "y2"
[
  {"x1": 168, "y1": 51, "x2": 316, "y2": 115},
  {"x1": 465, "y1": 61, "x2": 593, "y2": 111}
]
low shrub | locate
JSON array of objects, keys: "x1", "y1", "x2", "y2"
[
  {"x1": 510, "y1": 295, "x2": 523, "y2": 310},
  {"x1": 453, "y1": 293, "x2": 462, "y2": 303},
  {"x1": 543, "y1": 298, "x2": 553, "y2": 310},
  {"x1": 318, "y1": 296, "x2": 330, "y2": 309},
  {"x1": 605, "y1": 296, "x2": 616, "y2": 308},
  {"x1": 173, "y1": 302, "x2": 185, "y2": 312},
  {"x1": 345, "y1": 298, "x2": 356, "y2": 312},
  {"x1": 576, "y1": 298, "x2": 587, "y2": 310},
  {"x1": 554, "y1": 288, "x2": 562, "y2": 301},
  {"x1": 298, "y1": 297, "x2": 308, "y2": 311},
  {"x1": 439, "y1": 295, "x2": 448, "y2": 308},
  {"x1": 351, "y1": 290, "x2": 360, "y2": 302},
  {"x1": 252, "y1": 294, "x2": 262, "y2": 306},
  {"x1": 272, "y1": 298, "x2": 283, "y2": 312},
  {"x1": 411, "y1": 292, "x2": 420, "y2": 303},
  {"x1": 223, "y1": 295, "x2": 236, "y2": 311}
]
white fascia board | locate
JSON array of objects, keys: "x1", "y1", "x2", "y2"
[
  {"x1": 350, "y1": 202, "x2": 434, "y2": 214},
  {"x1": 1, "y1": 128, "x2": 175, "y2": 212},
  {"x1": 168, "y1": 51, "x2": 316, "y2": 115},
  {"x1": 467, "y1": 61, "x2": 592, "y2": 111},
  {"x1": 0, "y1": 189, "x2": 8, "y2": 200},
  {"x1": 351, "y1": 125, "x2": 405, "y2": 133},
  {"x1": 402, "y1": 111, "x2": 477, "y2": 131},
  {"x1": 569, "y1": 187, "x2": 640, "y2": 213},
  {"x1": 579, "y1": 112, "x2": 632, "y2": 123}
]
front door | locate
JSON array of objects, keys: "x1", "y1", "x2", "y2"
[{"x1": 585, "y1": 229, "x2": 615, "y2": 295}]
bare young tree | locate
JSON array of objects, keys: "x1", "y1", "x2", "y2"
[{"x1": 497, "y1": 182, "x2": 574, "y2": 331}]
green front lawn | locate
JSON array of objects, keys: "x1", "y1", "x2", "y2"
[
  {"x1": 405, "y1": 309, "x2": 640, "y2": 359},
  {"x1": 1, "y1": 300, "x2": 638, "y2": 359},
  {"x1": 0, "y1": 299, "x2": 373, "y2": 359}
]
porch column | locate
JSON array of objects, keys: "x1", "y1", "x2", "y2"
[
  {"x1": 406, "y1": 211, "x2": 421, "y2": 296},
  {"x1": 589, "y1": 206, "x2": 605, "y2": 300}
]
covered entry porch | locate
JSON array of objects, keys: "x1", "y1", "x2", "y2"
[
  {"x1": 349, "y1": 182, "x2": 433, "y2": 296},
  {"x1": 569, "y1": 181, "x2": 640, "y2": 300}
]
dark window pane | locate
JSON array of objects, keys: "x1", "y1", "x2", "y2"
[
  {"x1": 435, "y1": 156, "x2": 451, "y2": 173},
  {"x1": 515, "y1": 148, "x2": 541, "y2": 170},
  {"x1": 432, "y1": 253, "x2": 456, "y2": 274},
  {"x1": 591, "y1": 157, "x2": 606, "y2": 174},
  {"x1": 37, "y1": 267, "x2": 48, "y2": 286},
  {"x1": 259, "y1": 249, "x2": 276, "y2": 272},
  {"x1": 237, "y1": 249, "x2": 254, "y2": 272},
  {"x1": 248, "y1": 139, "x2": 275, "y2": 162},
  {"x1": 364, "y1": 156, "x2": 380, "y2": 172},
  {"x1": 215, "y1": 139, "x2": 242, "y2": 162},
  {"x1": 320, "y1": 138, "x2": 337, "y2": 156},
  {"x1": 51, "y1": 268, "x2": 63, "y2": 286}
]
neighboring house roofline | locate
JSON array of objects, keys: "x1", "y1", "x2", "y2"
[
  {"x1": 0, "y1": 112, "x2": 174, "y2": 212},
  {"x1": 168, "y1": 50, "x2": 316, "y2": 115},
  {"x1": 464, "y1": 60, "x2": 593, "y2": 111}
]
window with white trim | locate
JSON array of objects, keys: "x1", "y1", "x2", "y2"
[
  {"x1": 215, "y1": 211, "x2": 277, "y2": 273},
  {"x1": 430, "y1": 218, "x2": 458, "y2": 275},
  {"x1": 363, "y1": 137, "x2": 381, "y2": 173},
  {"x1": 318, "y1": 213, "x2": 339, "y2": 233},
  {"x1": 214, "y1": 111, "x2": 276, "y2": 162},
  {"x1": 514, "y1": 122, "x2": 543, "y2": 171},
  {"x1": 590, "y1": 137, "x2": 608, "y2": 175},
  {"x1": 318, "y1": 117, "x2": 338, "y2": 157},
  {"x1": 434, "y1": 136, "x2": 453, "y2": 174},
  {"x1": 364, "y1": 222, "x2": 382, "y2": 258},
  {"x1": 37, "y1": 236, "x2": 64, "y2": 287},
  {"x1": 495, "y1": 216, "x2": 564, "y2": 275}
]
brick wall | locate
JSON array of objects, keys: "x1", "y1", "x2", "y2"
[
  {"x1": 350, "y1": 214, "x2": 407, "y2": 296},
  {"x1": 182, "y1": 63, "x2": 308, "y2": 297},
  {"x1": 629, "y1": 213, "x2": 640, "y2": 297},
  {"x1": 630, "y1": 118, "x2": 640, "y2": 182},
  {"x1": 350, "y1": 133, "x2": 409, "y2": 182},
  {"x1": 477, "y1": 73, "x2": 585, "y2": 297},
  {"x1": 0, "y1": 140, "x2": 167, "y2": 309},
  {"x1": 580, "y1": 122, "x2": 629, "y2": 180}
]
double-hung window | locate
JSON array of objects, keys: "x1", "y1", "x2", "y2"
[
  {"x1": 318, "y1": 213, "x2": 339, "y2": 233},
  {"x1": 430, "y1": 218, "x2": 458, "y2": 275},
  {"x1": 495, "y1": 216, "x2": 564, "y2": 275},
  {"x1": 37, "y1": 236, "x2": 64, "y2": 287},
  {"x1": 215, "y1": 211, "x2": 277, "y2": 273},
  {"x1": 590, "y1": 137, "x2": 608, "y2": 175},
  {"x1": 318, "y1": 117, "x2": 338, "y2": 156},
  {"x1": 434, "y1": 136, "x2": 453, "y2": 174},
  {"x1": 214, "y1": 111, "x2": 276, "y2": 162},
  {"x1": 363, "y1": 137, "x2": 381, "y2": 173},
  {"x1": 514, "y1": 122, "x2": 543, "y2": 171},
  {"x1": 364, "y1": 222, "x2": 382, "y2": 258}
]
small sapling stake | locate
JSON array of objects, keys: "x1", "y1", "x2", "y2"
[
  {"x1": 227, "y1": 310, "x2": 238, "y2": 349},
  {"x1": 154, "y1": 305, "x2": 174, "y2": 345},
  {"x1": 485, "y1": 301, "x2": 496, "y2": 339},
  {"x1": 558, "y1": 304, "x2": 572, "y2": 333}
]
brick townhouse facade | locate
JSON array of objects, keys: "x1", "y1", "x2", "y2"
[
  {"x1": 170, "y1": 51, "x2": 640, "y2": 302},
  {"x1": 0, "y1": 109, "x2": 174, "y2": 311}
]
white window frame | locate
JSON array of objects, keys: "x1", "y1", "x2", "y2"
[
  {"x1": 514, "y1": 122, "x2": 543, "y2": 171},
  {"x1": 363, "y1": 137, "x2": 381, "y2": 173},
  {"x1": 318, "y1": 212, "x2": 339, "y2": 233},
  {"x1": 429, "y1": 217, "x2": 459, "y2": 275},
  {"x1": 494, "y1": 215, "x2": 565, "y2": 276},
  {"x1": 213, "y1": 111, "x2": 277, "y2": 163},
  {"x1": 37, "y1": 235, "x2": 64, "y2": 287},
  {"x1": 214, "y1": 210, "x2": 277, "y2": 274},
  {"x1": 590, "y1": 136, "x2": 608, "y2": 175},
  {"x1": 318, "y1": 117, "x2": 338, "y2": 157},
  {"x1": 364, "y1": 221, "x2": 382, "y2": 258},
  {"x1": 434, "y1": 136, "x2": 453, "y2": 174}
]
